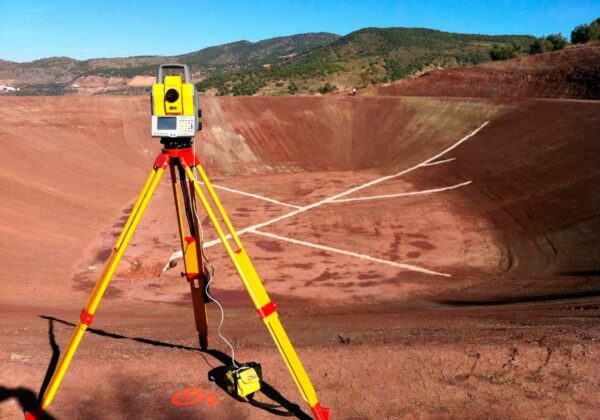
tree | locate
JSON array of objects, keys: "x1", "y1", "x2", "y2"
[
  {"x1": 318, "y1": 82, "x2": 337, "y2": 94},
  {"x1": 589, "y1": 19, "x2": 600, "y2": 41},
  {"x1": 529, "y1": 33, "x2": 567, "y2": 55},
  {"x1": 384, "y1": 58, "x2": 403, "y2": 80},
  {"x1": 529, "y1": 38, "x2": 551, "y2": 54},
  {"x1": 489, "y1": 42, "x2": 522, "y2": 61},
  {"x1": 570, "y1": 17, "x2": 600, "y2": 44},
  {"x1": 359, "y1": 69, "x2": 370, "y2": 87},
  {"x1": 287, "y1": 82, "x2": 298, "y2": 94},
  {"x1": 570, "y1": 24, "x2": 590, "y2": 44},
  {"x1": 546, "y1": 33, "x2": 567, "y2": 50}
]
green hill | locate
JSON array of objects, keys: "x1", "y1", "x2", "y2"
[
  {"x1": 0, "y1": 33, "x2": 340, "y2": 88},
  {"x1": 199, "y1": 27, "x2": 536, "y2": 95},
  {"x1": 0, "y1": 28, "x2": 537, "y2": 96}
]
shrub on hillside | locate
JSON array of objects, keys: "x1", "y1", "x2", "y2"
[
  {"x1": 529, "y1": 33, "x2": 567, "y2": 54},
  {"x1": 231, "y1": 76, "x2": 265, "y2": 96},
  {"x1": 571, "y1": 24, "x2": 590, "y2": 44},
  {"x1": 546, "y1": 33, "x2": 567, "y2": 50},
  {"x1": 384, "y1": 58, "x2": 426, "y2": 81},
  {"x1": 529, "y1": 38, "x2": 552, "y2": 54},
  {"x1": 570, "y1": 18, "x2": 600, "y2": 44},
  {"x1": 489, "y1": 42, "x2": 522, "y2": 61},
  {"x1": 590, "y1": 19, "x2": 600, "y2": 40},
  {"x1": 318, "y1": 82, "x2": 337, "y2": 94}
]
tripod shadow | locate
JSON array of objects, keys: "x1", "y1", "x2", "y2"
[
  {"x1": 0, "y1": 317, "x2": 58, "y2": 419},
  {"x1": 38, "y1": 317, "x2": 61, "y2": 403},
  {"x1": 40, "y1": 315, "x2": 311, "y2": 419},
  {"x1": 0, "y1": 386, "x2": 52, "y2": 419}
]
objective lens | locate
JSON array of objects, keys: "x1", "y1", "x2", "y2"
[{"x1": 165, "y1": 89, "x2": 179, "y2": 103}]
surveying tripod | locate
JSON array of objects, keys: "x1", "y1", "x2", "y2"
[{"x1": 27, "y1": 138, "x2": 330, "y2": 420}]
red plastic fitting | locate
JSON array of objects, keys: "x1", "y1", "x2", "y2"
[
  {"x1": 184, "y1": 236, "x2": 196, "y2": 244},
  {"x1": 257, "y1": 301, "x2": 277, "y2": 320},
  {"x1": 24, "y1": 409, "x2": 45, "y2": 420},
  {"x1": 153, "y1": 153, "x2": 170, "y2": 170},
  {"x1": 310, "y1": 402, "x2": 331, "y2": 420},
  {"x1": 80, "y1": 308, "x2": 94, "y2": 326},
  {"x1": 161, "y1": 148, "x2": 198, "y2": 168},
  {"x1": 185, "y1": 272, "x2": 199, "y2": 280}
]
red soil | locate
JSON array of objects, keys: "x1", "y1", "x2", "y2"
[
  {"x1": 377, "y1": 41, "x2": 600, "y2": 99},
  {"x1": 1, "y1": 94, "x2": 599, "y2": 419}
]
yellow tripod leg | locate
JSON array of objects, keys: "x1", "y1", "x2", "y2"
[
  {"x1": 34, "y1": 157, "x2": 168, "y2": 416},
  {"x1": 184, "y1": 165, "x2": 329, "y2": 420}
]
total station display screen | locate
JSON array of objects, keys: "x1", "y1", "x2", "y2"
[{"x1": 157, "y1": 117, "x2": 177, "y2": 130}]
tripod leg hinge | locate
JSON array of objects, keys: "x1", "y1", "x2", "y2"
[
  {"x1": 311, "y1": 402, "x2": 331, "y2": 420},
  {"x1": 80, "y1": 308, "x2": 94, "y2": 326},
  {"x1": 257, "y1": 301, "x2": 277, "y2": 320},
  {"x1": 153, "y1": 153, "x2": 170, "y2": 170}
]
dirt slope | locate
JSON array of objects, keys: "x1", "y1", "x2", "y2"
[
  {"x1": 0, "y1": 97, "x2": 152, "y2": 304},
  {"x1": 1, "y1": 95, "x2": 599, "y2": 419},
  {"x1": 0, "y1": 95, "x2": 505, "y2": 306},
  {"x1": 1, "y1": 95, "x2": 598, "y2": 302},
  {"x1": 377, "y1": 41, "x2": 600, "y2": 99},
  {"x1": 200, "y1": 96, "x2": 500, "y2": 172}
]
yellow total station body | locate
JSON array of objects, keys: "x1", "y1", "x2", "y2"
[
  {"x1": 151, "y1": 63, "x2": 200, "y2": 138},
  {"x1": 152, "y1": 75, "x2": 196, "y2": 116}
]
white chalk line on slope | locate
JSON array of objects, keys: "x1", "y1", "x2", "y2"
[
  {"x1": 227, "y1": 120, "x2": 489, "y2": 235},
  {"x1": 173, "y1": 122, "x2": 490, "y2": 274},
  {"x1": 162, "y1": 250, "x2": 183, "y2": 272},
  {"x1": 200, "y1": 182, "x2": 301, "y2": 209},
  {"x1": 420, "y1": 121, "x2": 489, "y2": 165},
  {"x1": 332, "y1": 180, "x2": 472, "y2": 203},
  {"x1": 422, "y1": 157, "x2": 456, "y2": 166},
  {"x1": 249, "y1": 229, "x2": 451, "y2": 277}
]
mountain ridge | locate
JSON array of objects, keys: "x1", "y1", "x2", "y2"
[
  {"x1": 0, "y1": 32, "x2": 340, "y2": 82},
  {"x1": 0, "y1": 27, "x2": 538, "y2": 95},
  {"x1": 198, "y1": 27, "x2": 536, "y2": 95}
]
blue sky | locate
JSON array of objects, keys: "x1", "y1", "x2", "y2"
[{"x1": 1, "y1": 0, "x2": 599, "y2": 62}]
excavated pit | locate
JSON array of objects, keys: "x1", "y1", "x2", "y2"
[
  {"x1": 1, "y1": 95, "x2": 599, "y2": 419},
  {"x1": 1, "y1": 95, "x2": 598, "y2": 304}
]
